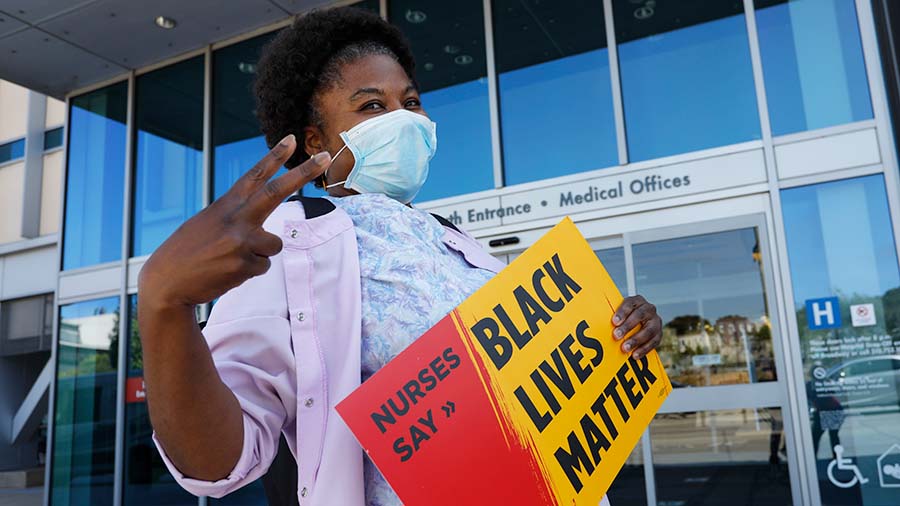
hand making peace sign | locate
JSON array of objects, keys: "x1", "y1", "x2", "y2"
[{"x1": 138, "y1": 134, "x2": 331, "y2": 309}]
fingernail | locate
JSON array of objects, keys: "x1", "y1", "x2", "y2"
[
  {"x1": 312, "y1": 151, "x2": 331, "y2": 166},
  {"x1": 613, "y1": 316, "x2": 621, "y2": 325},
  {"x1": 614, "y1": 328, "x2": 623, "y2": 339},
  {"x1": 279, "y1": 134, "x2": 295, "y2": 147},
  {"x1": 623, "y1": 341, "x2": 632, "y2": 352}
]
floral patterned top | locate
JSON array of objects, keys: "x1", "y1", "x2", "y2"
[{"x1": 325, "y1": 193, "x2": 496, "y2": 506}]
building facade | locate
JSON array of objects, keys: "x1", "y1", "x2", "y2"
[
  {"x1": 0, "y1": 0, "x2": 898, "y2": 505},
  {"x1": 0, "y1": 78, "x2": 66, "y2": 484}
]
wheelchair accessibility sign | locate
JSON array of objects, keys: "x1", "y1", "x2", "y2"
[{"x1": 828, "y1": 445, "x2": 869, "y2": 489}]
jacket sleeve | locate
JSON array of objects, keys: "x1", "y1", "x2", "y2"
[{"x1": 152, "y1": 239, "x2": 297, "y2": 498}]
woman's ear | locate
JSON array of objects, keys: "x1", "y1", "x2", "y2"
[{"x1": 303, "y1": 126, "x2": 324, "y2": 158}]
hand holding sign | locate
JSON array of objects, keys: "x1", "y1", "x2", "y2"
[
  {"x1": 612, "y1": 295, "x2": 663, "y2": 359},
  {"x1": 337, "y1": 218, "x2": 671, "y2": 506}
]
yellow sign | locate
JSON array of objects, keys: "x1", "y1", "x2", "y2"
[{"x1": 452, "y1": 217, "x2": 672, "y2": 503}]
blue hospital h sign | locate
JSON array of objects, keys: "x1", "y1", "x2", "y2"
[{"x1": 805, "y1": 297, "x2": 842, "y2": 330}]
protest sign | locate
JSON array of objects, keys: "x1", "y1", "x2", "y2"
[{"x1": 336, "y1": 217, "x2": 671, "y2": 505}]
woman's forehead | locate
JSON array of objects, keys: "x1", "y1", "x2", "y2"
[{"x1": 333, "y1": 53, "x2": 415, "y2": 96}]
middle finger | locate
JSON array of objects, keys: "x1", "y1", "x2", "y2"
[
  {"x1": 615, "y1": 302, "x2": 654, "y2": 341},
  {"x1": 232, "y1": 134, "x2": 298, "y2": 198}
]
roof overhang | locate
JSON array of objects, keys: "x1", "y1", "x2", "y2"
[{"x1": 0, "y1": 0, "x2": 333, "y2": 99}]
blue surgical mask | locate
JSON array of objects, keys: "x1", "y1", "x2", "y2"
[{"x1": 326, "y1": 109, "x2": 437, "y2": 203}]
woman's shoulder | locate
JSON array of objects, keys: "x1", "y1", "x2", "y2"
[{"x1": 261, "y1": 196, "x2": 356, "y2": 243}]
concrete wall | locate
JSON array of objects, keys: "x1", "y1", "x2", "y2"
[{"x1": 0, "y1": 81, "x2": 28, "y2": 143}]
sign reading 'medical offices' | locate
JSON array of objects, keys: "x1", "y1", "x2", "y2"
[{"x1": 422, "y1": 149, "x2": 767, "y2": 231}]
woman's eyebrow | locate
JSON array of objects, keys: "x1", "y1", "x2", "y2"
[{"x1": 349, "y1": 87, "x2": 384, "y2": 102}]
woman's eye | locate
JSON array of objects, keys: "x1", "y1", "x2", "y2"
[
  {"x1": 405, "y1": 98, "x2": 421, "y2": 108},
  {"x1": 361, "y1": 101, "x2": 384, "y2": 111}
]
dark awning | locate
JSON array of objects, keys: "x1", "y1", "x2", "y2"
[{"x1": 0, "y1": 0, "x2": 329, "y2": 99}]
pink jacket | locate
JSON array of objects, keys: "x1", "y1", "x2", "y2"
[{"x1": 153, "y1": 198, "x2": 506, "y2": 505}]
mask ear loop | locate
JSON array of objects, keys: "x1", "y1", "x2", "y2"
[{"x1": 324, "y1": 143, "x2": 350, "y2": 189}]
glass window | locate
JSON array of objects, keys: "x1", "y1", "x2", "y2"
[
  {"x1": 614, "y1": 1, "x2": 760, "y2": 162},
  {"x1": 0, "y1": 138, "x2": 25, "y2": 164},
  {"x1": 633, "y1": 228, "x2": 777, "y2": 388},
  {"x1": 63, "y1": 83, "x2": 127, "y2": 270},
  {"x1": 596, "y1": 247, "x2": 627, "y2": 294},
  {"x1": 755, "y1": 0, "x2": 872, "y2": 136},
  {"x1": 213, "y1": 32, "x2": 280, "y2": 200},
  {"x1": 51, "y1": 297, "x2": 120, "y2": 506},
  {"x1": 132, "y1": 57, "x2": 204, "y2": 257},
  {"x1": 781, "y1": 175, "x2": 900, "y2": 505},
  {"x1": 45, "y1": 127, "x2": 64, "y2": 151},
  {"x1": 122, "y1": 296, "x2": 197, "y2": 506},
  {"x1": 650, "y1": 408, "x2": 792, "y2": 505},
  {"x1": 390, "y1": 0, "x2": 495, "y2": 202},
  {"x1": 493, "y1": 0, "x2": 617, "y2": 185}
]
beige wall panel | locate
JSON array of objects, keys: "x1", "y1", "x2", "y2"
[
  {"x1": 40, "y1": 151, "x2": 63, "y2": 235},
  {"x1": 45, "y1": 96, "x2": 66, "y2": 128},
  {"x1": 0, "y1": 161, "x2": 25, "y2": 244},
  {"x1": 0, "y1": 80, "x2": 29, "y2": 142}
]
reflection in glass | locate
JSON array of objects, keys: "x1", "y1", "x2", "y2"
[
  {"x1": 213, "y1": 32, "x2": 280, "y2": 200},
  {"x1": 781, "y1": 175, "x2": 900, "y2": 505},
  {"x1": 132, "y1": 57, "x2": 204, "y2": 257},
  {"x1": 614, "y1": 0, "x2": 760, "y2": 161},
  {"x1": 606, "y1": 439, "x2": 647, "y2": 506},
  {"x1": 493, "y1": 0, "x2": 617, "y2": 185},
  {"x1": 391, "y1": 0, "x2": 494, "y2": 202},
  {"x1": 755, "y1": 0, "x2": 872, "y2": 136},
  {"x1": 633, "y1": 228, "x2": 776, "y2": 387},
  {"x1": 596, "y1": 247, "x2": 627, "y2": 294},
  {"x1": 122, "y1": 296, "x2": 196, "y2": 506},
  {"x1": 51, "y1": 297, "x2": 120, "y2": 506},
  {"x1": 651, "y1": 408, "x2": 792, "y2": 505},
  {"x1": 63, "y1": 83, "x2": 127, "y2": 270}
]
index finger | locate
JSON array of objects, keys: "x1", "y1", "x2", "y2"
[
  {"x1": 232, "y1": 134, "x2": 298, "y2": 197},
  {"x1": 242, "y1": 151, "x2": 332, "y2": 221}
]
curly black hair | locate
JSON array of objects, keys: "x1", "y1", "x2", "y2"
[{"x1": 254, "y1": 6, "x2": 416, "y2": 170}]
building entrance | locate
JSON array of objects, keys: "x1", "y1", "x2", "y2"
[{"x1": 493, "y1": 195, "x2": 801, "y2": 505}]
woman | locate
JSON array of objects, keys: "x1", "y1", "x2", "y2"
[{"x1": 137, "y1": 6, "x2": 663, "y2": 506}]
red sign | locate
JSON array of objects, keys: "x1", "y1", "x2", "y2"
[{"x1": 126, "y1": 376, "x2": 146, "y2": 403}]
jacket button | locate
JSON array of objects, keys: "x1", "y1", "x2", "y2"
[
  {"x1": 296, "y1": 312, "x2": 305, "y2": 322},
  {"x1": 301, "y1": 487, "x2": 308, "y2": 497},
  {"x1": 305, "y1": 397, "x2": 314, "y2": 408}
]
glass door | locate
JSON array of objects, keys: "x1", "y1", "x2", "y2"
[
  {"x1": 628, "y1": 215, "x2": 796, "y2": 506},
  {"x1": 499, "y1": 210, "x2": 800, "y2": 505}
]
